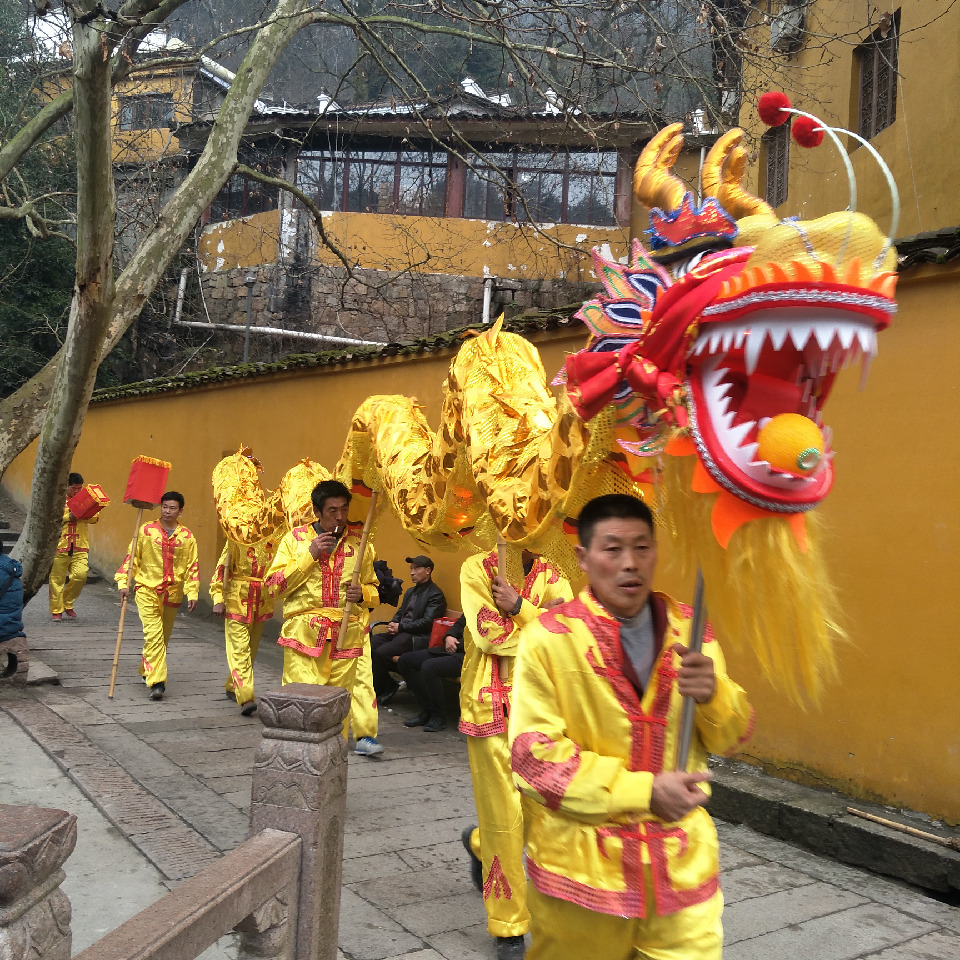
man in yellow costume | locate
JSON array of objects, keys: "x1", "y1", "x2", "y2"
[
  {"x1": 509, "y1": 494, "x2": 754, "y2": 960},
  {"x1": 49, "y1": 472, "x2": 97, "y2": 622},
  {"x1": 263, "y1": 479, "x2": 378, "y2": 721},
  {"x1": 116, "y1": 491, "x2": 200, "y2": 701},
  {"x1": 210, "y1": 536, "x2": 276, "y2": 717},
  {"x1": 459, "y1": 548, "x2": 572, "y2": 960}
]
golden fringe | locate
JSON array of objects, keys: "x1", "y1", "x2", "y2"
[
  {"x1": 660, "y1": 455, "x2": 844, "y2": 706},
  {"x1": 132, "y1": 455, "x2": 172, "y2": 469}
]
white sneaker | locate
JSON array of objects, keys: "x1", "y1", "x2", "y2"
[{"x1": 354, "y1": 737, "x2": 384, "y2": 757}]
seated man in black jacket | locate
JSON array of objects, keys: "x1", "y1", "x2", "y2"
[
  {"x1": 397, "y1": 613, "x2": 465, "y2": 732},
  {"x1": 371, "y1": 555, "x2": 445, "y2": 703}
]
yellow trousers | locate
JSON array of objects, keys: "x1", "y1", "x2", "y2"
[
  {"x1": 49, "y1": 553, "x2": 88, "y2": 614},
  {"x1": 349, "y1": 635, "x2": 378, "y2": 741},
  {"x1": 224, "y1": 619, "x2": 264, "y2": 706},
  {"x1": 527, "y1": 882, "x2": 722, "y2": 960},
  {"x1": 466, "y1": 732, "x2": 530, "y2": 937},
  {"x1": 282, "y1": 646, "x2": 359, "y2": 738},
  {"x1": 136, "y1": 590, "x2": 179, "y2": 688}
]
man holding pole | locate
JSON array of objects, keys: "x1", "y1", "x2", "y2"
[
  {"x1": 263, "y1": 479, "x2": 378, "y2": 728},
  {"x1": 49, "y1": 472, "x2": 97, "y2": 622},
  {"x1": 459, "y1": 547, "x2": 572, "y2": 960},
  {"x1": 116, "y1": 491, "x2": 199, "y2": 701},
  {"x1": 508, "y1": 494, "x2": 754, "y2": 960}
]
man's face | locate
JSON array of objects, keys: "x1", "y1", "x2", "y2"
[
  {"x1": 66, "y1": 483, "x2": 83, "y2": 499},
  {"x1": 576, "y1": 516, "x2": 657, "y2": 620},
  {"x1": 317, "y1": 496, "x2": 349, "y2": 533},
  {"x1": 410, "y1": 564, "x2": 432, "y2": 584},
  {"x1": 160, "y1": 499, "x2": 183, "y2": 525}
]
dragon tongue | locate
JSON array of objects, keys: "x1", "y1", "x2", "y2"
[{"x1": 737, "y1": 372, "x2": 803, "y2": 427}]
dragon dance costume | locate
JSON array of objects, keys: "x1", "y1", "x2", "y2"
[
  {"x1": 509, "y1": 590, "x2": 753, "y2": 959},
  {"x1": 209, "y1": 538, "x2": 276, "y2": 708},
  {"x1": 459, "y1": 550, "x2": 572, "y2": 939},
  {"x1": 263, "y1": 521, "x2": 377, "y2": 719},
  {"x1": 115, "y1": 521, "x2": 200, "y2": 689},
  {"x1": 49, "y1": 503, "x2": 98, "y2": 616}
]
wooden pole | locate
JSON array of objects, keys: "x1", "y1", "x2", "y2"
[
  {"x1": 108, "y1": 506, "x2": 144, "y2": 698},
  {"x1": 336, "y1": 491, "x2": 379, "y2": 651},
  {"x1": 676, "y1": 569, "x2": 707, "y2": 772},
  {"x1": 846, "y1": 807, "x2": 960, "y2": 851}
]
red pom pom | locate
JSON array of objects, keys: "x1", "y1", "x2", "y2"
[
  {"x1": 758, "y1": 91, "x2": 791, "y2": 126},
  {"x1": 792, "y1": 115, "x2": 825, "y2": 148}
]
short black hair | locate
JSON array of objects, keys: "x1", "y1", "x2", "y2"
[
  {"x1": 311, "y1": 479, "x2": 351, "y2": 514},
  {"x1": 577, "y1": 494, "x2": 654, "y2": 548},
  {"x1": 160, "y1": 490, "x2": 185, "y2": 509},
  {"x1": 68, "y1": 472, "x2": 83, "y2": 486}
]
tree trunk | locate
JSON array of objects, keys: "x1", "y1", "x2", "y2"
[
  {"x1": 4, "y1": 0, "x2": 312, "y2": 600},
  {"x1": 13, "y1": 10, "x2": 117, "y2": 599}
]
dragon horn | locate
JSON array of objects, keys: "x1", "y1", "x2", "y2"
[
  {"x1": 634, "y1": 122, "x2": 686, "y2": 212},
  {"x1": 701, "y1": 129, "x2": 775, "y2": 219}
]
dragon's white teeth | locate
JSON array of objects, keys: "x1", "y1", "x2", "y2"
[
  {"x1": 728, "y1": 420, "x2": 754, "y2": 449},
  {"x1": 838, "y1": 325, "x2": 856, "y2": 350},
  {"x1": 814, "y1": 323, "x2": 835, "y2": 351},
  {"x1": 758, "y1": 417, "x2": 771, "y2": 430},
  {"x1": 768, "y1": 326, "x2": 790, "y2": 351},
  {"x1": 734, "y1": 330, "x2": 747, "y2": 349},
  {"x1": 859, "y1": 353, "x2": 873, "y2": 391},
  {"x1": 742, "y1": 441, "x2": 759, "y2": 461},
  {"x1": 822, "y1": 425, "x2": 833, "y2": 450},
  {"x1": 801, "y1": 380, "x2": 812, "y2": 403},
  {"x1": 814, "y1": 409, "x2": 823, "y2": 427},
  {"x1": 719, "y1": 330, "x2": 733, "y2": 352},
  {"x1": 789, "y1": 326, "x2": 810, "y2": 352},
  {"x1": 744, "y1": 332, "x2": 763, "y2": 375},
  {"x1": 709, "y1": 330, "x2": 723, "y2": 353}
]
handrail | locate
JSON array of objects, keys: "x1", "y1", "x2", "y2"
[{"x1": 73, "y1": 828, "x2": 301, "y2": 960}]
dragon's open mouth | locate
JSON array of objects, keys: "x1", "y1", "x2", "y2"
[{"x1": 687, "y1": 307, "x2": 879, "y2": 510}]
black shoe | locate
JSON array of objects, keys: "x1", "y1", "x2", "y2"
[
  {"x1": 378, "y1": 686, "x2": 400, "y2": 706},
  {"x1": 404, "y1": 712, "x2": 430, "y2": 727},
  {"x1": 496, "y1": 935, "x2": 526, "y2": 960},
  {"x1": 149, "y1": 682, "x2": 165, "y2": 701},
  {"x1": 225, "y1": 690, "x2": 236, "y2": 701},
  {"x1": 423, "y1": 716, "x2": 447, "y2": 733},
  {"x1": 240, "y1": 700, "x2": 257, "y2": 717},
  {"x1": 461, "y1": 825, "x2": 482, "y2": 892}
]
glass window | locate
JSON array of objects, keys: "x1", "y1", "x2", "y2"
[
  {"x1": 857, "y1": 11, "x2": 899, "y2": 140},
  {"x1": 117, "y1": 94, "x2": 174, "y2": 131}
]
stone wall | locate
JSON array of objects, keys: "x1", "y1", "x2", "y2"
[{"x1": 195, "y1": 262, "x2": 596, "y2": 354}]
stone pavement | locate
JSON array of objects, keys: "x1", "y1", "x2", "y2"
[{"x1": 1, "y1": 579, "x2": 959, "y2": 960}]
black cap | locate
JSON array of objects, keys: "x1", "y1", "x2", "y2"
[{"x1": 405, "y1": 555, "x2": 434, "y2": 570}]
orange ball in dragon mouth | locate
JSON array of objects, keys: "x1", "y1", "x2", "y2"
[{"x1": 757, "y1": 414, "x2": 824, "y2": 475}]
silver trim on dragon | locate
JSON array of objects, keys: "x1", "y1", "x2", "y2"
[{"x1": 702, "y1": 288, "x2": 896, "y2": 317}]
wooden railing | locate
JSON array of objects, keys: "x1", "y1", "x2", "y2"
[{"x1": 0, "y1": 683, "x2": 349, "y2": 960}]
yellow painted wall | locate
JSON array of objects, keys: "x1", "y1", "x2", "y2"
[
  {"x1": 198, "y1": 209, "x2": 630, "y2": 279},
  {"x1": 5, "y1": 273, "x2": 960, "y2": 820},
  {"x1": 739, "y1": 1, "x2": 959, "y2": 235},
  {"x1": 111, "y1": 69, "x2": 193, "y2": 165}
]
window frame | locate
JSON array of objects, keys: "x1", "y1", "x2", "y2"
[
  {"x1": 856, "y1": 11, "x2": 900, "y2": 141},
  {"x1": 762, "y1": 122, "x2": 790, "y2": 209},
  {"x1": 117, "y1": 93, "x2": 175, "y2": 132}
]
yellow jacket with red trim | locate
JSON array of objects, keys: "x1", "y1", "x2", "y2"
[
  {"x1": 458, "y1": 550, "x2": 572, "y2": 738},
  {"x1": 209, "y1": 538, "x2": 276, "y2": 624},
  {"x1": 115, "y1": 521, "x2": 200, "y2": 603},
  {"x1": 508, "y1": 589, "x2": 754, "y2": 919},
  {"x1": 56, "y1": 503, "x2": 98, "y2": 555}
]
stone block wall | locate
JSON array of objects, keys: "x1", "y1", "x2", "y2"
[{"x1": 194, "y1": 262, "x2": 596, "y2": 356}]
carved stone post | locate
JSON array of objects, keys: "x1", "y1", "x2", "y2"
[
  {"x1": 239, "y1": 684, "x2": 349, "y2": 960},
  {"x1": 0, "y1": 805, "x2": 76, "y2": 960}
]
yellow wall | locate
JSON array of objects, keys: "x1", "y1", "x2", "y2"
[
  {"x1": 739, "y1": 1, "x2": 959, "y2": 235},
  {"x1": 111, "y1": 69, "x2": 193, "y2": 165},
  {"x1": 198, "y1": 209, "x2": 630, "y2": 279},
  {"x1": 5, "y1": 277, "x2": 960, "y2": 821}
]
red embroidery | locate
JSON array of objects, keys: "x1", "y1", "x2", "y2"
[
  {"x1": 476, "y1": 605, "x2": 514, "y2": 645},
  {"x1": 511, "y1": 731, "x2": 581, "y2": 810},
  {"x1": 264, "y1": 570, "x2": 288, "y2": 593},
  {"x1": 231, "y1": 669, "x2": 244, "y2": 689},
  {"x1": 726, "y1": 706, "x2": 756, "y2": 754},
  {"x1": 476, "y1": 656, "x2": 512, "y2": 727},
  {"x1": 483, "y1": 856, "x2": 513, "y2": 901},
  {"x1": 141, "y1": 655, "x2": 152, "y2": 673},
  {"x1": 321, "y1": 539, "x2": 350, "y2": 606}
]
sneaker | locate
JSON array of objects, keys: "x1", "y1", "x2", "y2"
[
  {"x1": 240, "y1": 700, "x2": 257, "y2": 717},
  {"x1": 496, "y1": 935, "x2": 526, "y2": 960},
  {"x1": 354, "y1": 736, "x2": 384, "y2": 757},
  {"x1": 149, "y1": 682, "x2": 165, "y2": 701},
  {"x1": 51, "y1": 613, "x2": 62, "y2": 622},
  {"x1": 461, "y1": 826, "x2": 483, "y2": 892},
  {"x1": 423, "y1": 716, "x2": 447, "y2": 733},
  {"x1": 64, "y1": 609, "x2": 77, "y2": 619}
]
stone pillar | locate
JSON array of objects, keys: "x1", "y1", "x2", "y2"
[
  {"x1": 0, "y1": 805, "x2": 76, "y2": 960},
  {"x1": 239, "y1": 684, "x2": 350, "y2": 960}
]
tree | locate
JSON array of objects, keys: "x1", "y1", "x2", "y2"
[{"x1": 0, "y1": 0, "x2": 880, "y2": 599}]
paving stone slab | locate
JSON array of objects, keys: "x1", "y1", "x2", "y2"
[{"x1": 338, "y1": 886, "x2": 427, "y2": 960}]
